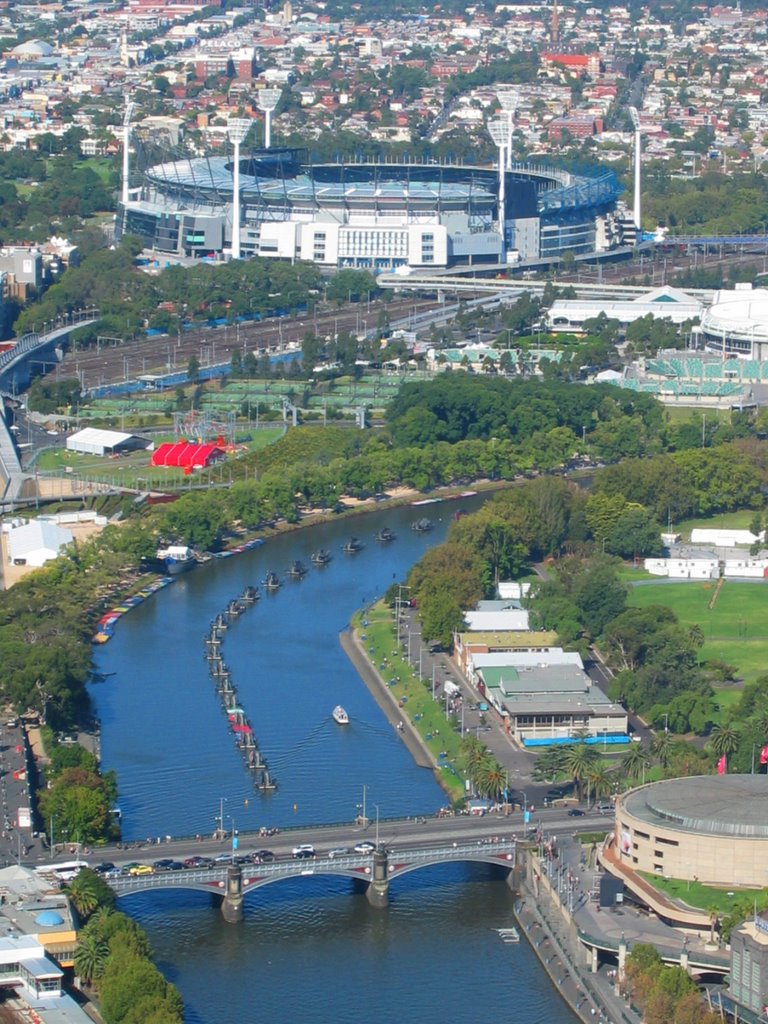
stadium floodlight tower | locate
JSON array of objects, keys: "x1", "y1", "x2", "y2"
[
  {"x1": 629, "y1": 106, "x2": 642, "y2": 234},
  {"x1": 488, "y1": 118, "x2": 512, "y2": 253},
  {"x1": 497, "y1": 88, "x2": 519, "y2": 170},
  {"x1": 121, "y1": 94, "x2": 134, "y2": 206},
  {"x1": 227, "y1": 118, "x2": 251, "y2": 260},
  {"x1": 257, "y1": 88, "x2": 282, "y2": 149}
]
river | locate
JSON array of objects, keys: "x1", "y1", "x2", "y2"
[{"x1": 91, "y1": 495, "x2": 576, "y2": 1024}]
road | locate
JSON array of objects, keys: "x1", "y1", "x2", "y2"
[{"x1": 30, "y1": 805, "x2": 610, "y2": 873}]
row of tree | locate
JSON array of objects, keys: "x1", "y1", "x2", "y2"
[{"x1": 68, "y1": 871, "x2": 183, "y2": 1024}]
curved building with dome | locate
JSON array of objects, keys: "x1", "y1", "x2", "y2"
[
  {"x1": 696, "y1": 286, "x2": 768, "y2": 359},
  {"x1": 615, "y1": 775, "x2": 768, "y2": 888}
]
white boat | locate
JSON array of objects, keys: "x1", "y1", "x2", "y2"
[
  {"x1": 156, "y1": 545, "x2": 196, "y2": 575},
  {"x1": 332, "y1": 706, "x2": 349, "y2": 725},
  {"x1": 496, "y1": 927, "x2": 520, "y2": 943}
]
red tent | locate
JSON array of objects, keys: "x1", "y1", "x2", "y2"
[{"x1": 150, "y1": 442, "x2": 225, "y2": 469}]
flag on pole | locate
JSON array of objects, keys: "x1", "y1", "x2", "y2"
[
  {"x1": 760, "y1": 745, "x2": 768, "y2": 766},
  {"x1": 717, "y1": 754, "x2": 727, "y2": 775}
]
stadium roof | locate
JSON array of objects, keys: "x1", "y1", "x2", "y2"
[
  {"x1": 700, "y1": 287, "x2": 768, "y2": 341},
  {"x1": 623, "y1": 775, "x2": 768, "y2": 838}
]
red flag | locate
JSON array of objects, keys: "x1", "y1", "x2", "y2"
[
  {"x1": 717, "y1": 754, "x2": 727, "y2": 775},
  {"x1": 760, "y1": 745, "x2": 768, "y2": 766}
]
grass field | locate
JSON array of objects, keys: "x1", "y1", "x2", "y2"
[
  {"x1": 629, "y1": 579, "x2": 768, "y2": 683},
  {"x1": 34, "y1": 429, "x2": 285, "y2": 487},
  {"x1": 355, "y1": 601, "x2": 465, "y2": 801},
  {"x1": 639, "y1": 872, "x2": 753, "y2": 914},
  {"x1": 673, "y1": 509, "x2": 757, "y2": 540}
]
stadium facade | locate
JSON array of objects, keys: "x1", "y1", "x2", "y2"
[
  {"x1": 120, "y1": 146, "x2": 626, "y2": 269},
  {"x1": 695, "y1": 286, "x2": 768, "y2": 360}
]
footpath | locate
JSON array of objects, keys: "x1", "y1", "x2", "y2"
[{"x1": 516, "y1": 842, "x2": 642, "y2": 1024}]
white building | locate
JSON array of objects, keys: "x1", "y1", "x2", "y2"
[
  {"x1": 695, "y1": 286, "x2": 768, "y2": 359},
  {"x1": 66, "y1": 427, "x2": 149, "y2": 457},
  {"x1": 547, "y1": 285, "x2": 703, "y2": 332},
  {"x1": 463, "y1": 609, "x2": 530, "y2": 632},
  {"x1": 6, "y1": 521, "x2": 73, "y2": 568}
]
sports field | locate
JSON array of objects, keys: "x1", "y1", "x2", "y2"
[{"x1": 629, "y1": 579, "x2": 768, "y2": 683}]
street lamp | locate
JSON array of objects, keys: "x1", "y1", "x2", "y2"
[
  {"x1": 374, "y1": 804, "x2": 380, "y2": 849},
  {"x1": 217, "y1": 796, "x2": 228, "y2": 839}
]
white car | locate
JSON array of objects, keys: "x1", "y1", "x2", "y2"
[
  {"x1": 292, "y1": 844, "x2": 316, "y2": 859},
  {"x1": 353, "y1": 841, "x2": 376, "y2": 854},
  {"x1": 327, "y1": 847, "x2": 350, "y2": 859}
]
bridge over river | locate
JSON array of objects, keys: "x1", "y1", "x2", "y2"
[{"x1": 109, "y1": 838, "x2": 518, "y2": 921}]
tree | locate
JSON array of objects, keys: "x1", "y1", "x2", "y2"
[
  {"x1": 709, "y1": 723, "x2": 740, "y2": 758},
  {"x1": 73, "y1": 931, "x2": 109, "y2": 987},
  {"x1": 187, "y1": 355, "x2": 200, "y2": 382},
  {"x1": 67, "y1": 868, "x2": 115, "y2": 919},
  {"x1": 620, "y1": 743, "x2": 650, "y2": 782},
  {"x1": 561, "y1": 742, "x2": 599, "y2": 799},
  {"x1": 651, "y1": 730, "x2": 673, "y2": 768}
]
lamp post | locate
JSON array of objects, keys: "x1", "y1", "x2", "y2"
[
  {"x1": 229, "y1": 815, "x2": 237, "y2": 860},
  {"x1": 374, "y1": 804, "x2": 380, "y2": 849},
  {"x1": 49, "y1": 816, "x2": 55, "y2": 853},
  {"x1": 217, "y1": 797, "x2": 227, "y2": 839}
]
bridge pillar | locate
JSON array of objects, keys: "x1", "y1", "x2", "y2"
[
  {"x1": 221, "y1": 865, "x2": 244, "y2": 923},
  {"x1": 366, "y1": 848, "x2": 389, "y2": 909}
]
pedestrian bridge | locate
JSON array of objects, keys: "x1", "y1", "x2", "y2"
[{"x1": 108, "y1": 840, "x2": 518, "y2": 921}]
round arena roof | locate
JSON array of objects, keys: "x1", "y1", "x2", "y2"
[
  {"x1": 622, "y1": 774, "x2": 768, "y2": 838},
  {"x1": 700, "y1": 287, "x2": 768, "y2": 342}
]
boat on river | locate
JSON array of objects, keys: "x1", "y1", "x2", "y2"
[
  {"x1": 156, "y1": 544, "x2": 196, "y2": 575},
  {"x1": 411, "y1": 517, "x2": 433, "y2": 533},
  {"x1": 311, "y1": 549, "x2": 331, "y2": 566},
  {"x1": 263, "y1": 571, "x2": 281, "y2": 591},
  {"x1": 343, "y1": 537, "x2": 364, "y2": 554},
  {"x1": 496, "y1": 927, "x2": 520, "y2": 944},
  {"x1": 287, "y1": 560, "x2": 307, "y2": 579},
  {"x1": 375, "y1": 527, "x2": 396, "y2": 543},
  {"x1": 332, "y1": 706, "x2": 349, "y2": 725}
]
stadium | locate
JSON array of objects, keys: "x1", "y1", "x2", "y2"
[
  {"x1": 694, "y1": 287, "x2": 768, "y2": 360},
  {"x1": 119, "y1": 143, "x2": 626, "y2": 269}
]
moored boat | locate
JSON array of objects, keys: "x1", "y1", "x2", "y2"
[
  {"x1": 343, "y1": 537, "x2": 364, "y2": 554},
  {"x1": 287, "y1": 560, "x2": 307, "y2": 579},
  {"x1": 332, "y1": 705, "x2": 349, "y2": 725},
  {"x1": 311, "y1": 549, "x2": 331, "y2": 566},
  {"x1": 156, "y1": 544, "x2": 196, "y2": 574},
  {"x1": 263, "y1": 571, "x2": 281, "y2": 591},
  {"x1": 411, "y1": 517, "x2": 433, "y2": 533},
  {"x1": 375, "y1": 527, "x2": 396, "y2": 543}
]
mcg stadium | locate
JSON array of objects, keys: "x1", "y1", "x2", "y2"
[{"x1": 119, "y1": 145, "x2": 625, "y2": 269}]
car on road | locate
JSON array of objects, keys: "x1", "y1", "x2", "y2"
[
  {"x1": 94, "y1": 862, "x2": 115, "y2": 875},
  {"x1": 292, "y1": 844, "x2": 316, "y2": 859},
  {"x1": 121, "y1": 862, "x2": 141, "y2": 875},
  {"x1": 128, "y1": 864, "x2": 154, "y2": 876},
  {"x1": 166, "y1": 861, "x2": 184, "y2": 871},
  {"x1": 183, "y1": 855, "x2": 214, "y2": 869},
  {"x1": 327, "y1": 847, "x2": 350, "y2": 859},
  {"x1": 253, "y1": 850, "x2": 274, "y2": 863},
  {"x1": 152, "y1": 859, "x2": 175, "y2": 871},
  {"x1": 596, "y1": 804, "x2": 614, "y2": 814},
  {"x1": 353, "y1": 841, "x2": 376, "y2": 854},
  {"x1": 215, "y1": 853, "x2": 234, "y2": 863},
  {"x1": 567, "y1": 808, "x2": 585, "y2": 817}
]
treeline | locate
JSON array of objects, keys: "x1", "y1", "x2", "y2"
[
  {"x1": 624, "y1": 944, "x2": 719, "y2": 1024},
  {"x1": 13, "y1": 235, "x2": 325, "y2": 342},
  {"x1": 403, "y1": 442, "x2": 768, "y2": 730},
  {"x1": 69, "y1": 870, "x2": 183, "y2": 1024}
]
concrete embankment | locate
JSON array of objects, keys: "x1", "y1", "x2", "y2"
[{"x1": 339, "y1": 627, "x2": 448, "y2": 784}]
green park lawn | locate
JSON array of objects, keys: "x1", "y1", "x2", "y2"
[
  {"x1": 629, "y1": 580, "x2": 768, "y2": 684},
  {"x1": 354, "y1": 601, "x2": 465, "y2": 801},
  {"x1": 639, "y1": 871, "x2": 755, "y2": 915},
  {"x1": 672, "y1": 509, "x2": 757, "y2": 540}
]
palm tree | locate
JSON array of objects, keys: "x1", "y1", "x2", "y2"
[
  {"x1": 651, "y1": 730, "x2": 673, "y2": 769},
  {"x1": 476, "y1": 760, "x2": 507, "y2": 801},
  {"x1": 66, "y1": 871, "x2": 101, "y2": 920},
  {"x1": 620, "y1": 743, "x2": 650, "y2": 783},
  {"x1": 73, "y1": 932, "x2": 109, "y2": 988},
  {"x1": 585, "y1": 763, "x2": 615, "y2": 802},
  {"x1": 710, "y1": 724, "x2": 740, "y2": 759},
  {"x1": 561, "y1": 742, "x2": 599, "y2": 800}
]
